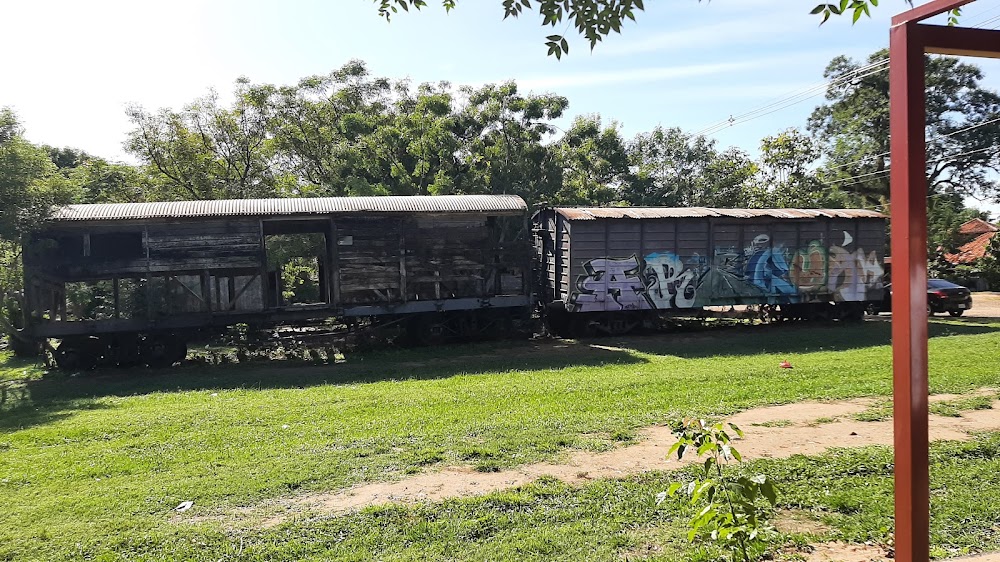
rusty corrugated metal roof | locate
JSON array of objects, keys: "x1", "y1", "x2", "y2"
[
  {"x1": 553, "y1": 207, "x2": 886, "y2": 220},
  {"x1": 49, "y1": 195, "x2": 528, "y2": 222}
]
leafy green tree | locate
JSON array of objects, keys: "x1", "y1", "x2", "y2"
[
  {"x1": 751, "y1": 128, "x2": 846, "y2": 208},
  {"x1": 453, "y1": 82, "x2": 566, "y2": 206},
  {"x1": 247, "y1": 61, "x2": 396, "y2": 197},
  {"x1": 126, "y1": 79, "x2": 280, "y2": 200},
  {"x1": 365, "y1": 81, "x2": 464, "y2": 196},
  {"x1": 67, "y1": 159, "x2": 156, "y2": 203},
  {"x1": 809, "y1": 49, "x2": 1000, "y2": 208},
  {"x1": 374, "y1": 1, "x2": 920, "y2": 57},
  {"x1": 626, "y1": 126, "x2": 755, "y2": 207},
  {"x1": 926, "y1": 192, "x2": 986, "y2": 254},
  {"x1": 0, "y1": 109, "x2": 83, "y2": 334},
  {"x1": 0, "y1": 109, "x2": 82, "y2": 243},
  {"x1": 552, "y1": 114, "x2": 630, "y2": 205},
  {"x1": 703, "y1": 148, "x2": 760, "y2": 208}
]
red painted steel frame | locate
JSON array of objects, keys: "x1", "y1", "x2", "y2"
[
  {"x1": 890, "y1": 1, "x2": 998, "y2": 560},
  {"x1": 889, "y1": 20, "x2": 929, "y2": 562}
]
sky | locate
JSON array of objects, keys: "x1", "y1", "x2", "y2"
[{"x1": 4, "y1": 0, "x2": 1000, "y2": 210}]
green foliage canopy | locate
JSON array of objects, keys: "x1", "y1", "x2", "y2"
[{"x1": 374, "y1": 0, "x2": 924, "y2": 58}]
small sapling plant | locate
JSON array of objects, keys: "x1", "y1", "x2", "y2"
[{"x1": 659, "y1": 418, "x2": 778, "y2": 562}]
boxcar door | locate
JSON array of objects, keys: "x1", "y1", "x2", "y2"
[{"x1": 336, "y1": 218, "x2": 404, "y2": 306}]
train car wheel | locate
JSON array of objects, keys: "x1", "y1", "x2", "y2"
[
  {"x1": 55, "y1": 337, "x2": 102, "y2": 371},
  {"x1": 8, "y1": 334, "x2": 41, "y2": 358},
  {"x1": 109, "y1": 334, "x2": 143, "y2": 368},
  {"x1": 455, "y1": 313, "x2": 480, "y2": 341},
  {"x1": 571, "y1": 317, "x2": 597, "y2": 339},
  {"x1": 409, "y1": 314, "x2": 448, "y2": 346},
  {"x1": 143, "y1": 335, "x2": 187, "y2": 368},
  {"x1": 604, "y1": 315, "x2": 638, "y2": 336},
  {"x1": 844, "y1": 303, "x2": 865, "y2": 322},
  {"x1": 544, "y1": 310, "x2": 574, "y2": 338}
]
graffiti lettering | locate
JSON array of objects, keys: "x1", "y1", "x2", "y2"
[
  {"x1": 568, "y1": 234, "x2": 884, "y2": 312},
  {"x1": 743, "y1": 234, "x2": 796, "y2": 296},
  {"x1": 644, "y1": 252, "x2": 698, "y2": 309},
  {"x1": 790, "y1": 241, "x2": 828, "y2": 291},
  {"x1": 828, "y1": 246, "x2": 883, "y2": 301},
  {"x1": 571, "y1": 256, "x2": 649, "y2": 312}
]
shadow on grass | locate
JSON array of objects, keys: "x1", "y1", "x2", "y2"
[
  {"x1": 4, "y1": 317, "x2": 999, "y2": 432},
  {"x1": 600, "y1": 316, "x2": 1000, "y2": 359},
  {"x1": 2, "y1": 338, "x2": 648, "y2": 430}
]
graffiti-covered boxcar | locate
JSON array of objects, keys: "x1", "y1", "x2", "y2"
[{"x1": 533, "y1": 207, "x2": 886, "y2": 335}]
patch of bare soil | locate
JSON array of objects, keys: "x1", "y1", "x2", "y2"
[
  {"x1": 772, "y1": 509, "x2": 833, "y2": 536},
  {"x1": 966, "y1": 292, "x2": 1000, "y2": 318},
  {"x1": 177, "y1": 390, "x2": 1000, "y2": 535},
  {"x1": 789, "y1": 541, "x2": 891, "y2": 562}
]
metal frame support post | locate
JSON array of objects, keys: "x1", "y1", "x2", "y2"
[
  {"x1": 889, "y1": 20, "x2": 929, "y2": 562},
  {"x1": 888, "y1": 2, "x2": 982, "y2": 560}
]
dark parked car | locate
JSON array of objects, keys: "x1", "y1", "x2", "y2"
[{"x1": 877, "y1": 279, "x2": 973, "y2": 316}]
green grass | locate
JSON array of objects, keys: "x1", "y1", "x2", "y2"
[
  {"x1": 2, "y1": 318, "x2": 1000, "y2": 560},
  {"x1": 761, "y1": 434, "x2": 1000, "y2": 559},
  {"x1": 931, "y1": 394, "x2": 997, "y2": 417},
  {"x1": 854, "y1": 389, "x2": 998, "y2": 422}
]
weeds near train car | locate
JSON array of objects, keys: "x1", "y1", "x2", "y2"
[{"x1": 663, "y1": 419, "x2": 778, "y2": 562}]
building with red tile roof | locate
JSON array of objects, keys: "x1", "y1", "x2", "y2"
[{"x1": 944, "y1": 218, "x2": 999, "y2": 264}]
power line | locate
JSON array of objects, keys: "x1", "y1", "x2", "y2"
[
  {"x1": 697, "y1": 65, "x2": 890, "y2": 137},
  {"x1": 823, "y1": 114, "x2": 1000, "y2": 173},
  {"x1": 826, "y1": 145, "x2": 997, "y2": 186},
  {"x1": 692, "y1": 59, "x2": 889, "y2": 137},
  {"x1": 693, "y1": 1, "x2": 1000, "y2": 139}
]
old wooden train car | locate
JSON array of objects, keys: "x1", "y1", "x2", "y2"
[
  {"x1": 533, "y1": 207, "x2": 887, "y2": 336},
  {"x1": 22, "y1": 195, "x2": 531, "y2": 368}
]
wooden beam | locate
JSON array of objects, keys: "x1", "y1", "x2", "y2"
[
  {"x1": 399, "y1": 221, "x2": 407, "y2": 302},
  {"x1": 169, "y1": 276, "x2": 205, "y2": 303},
  {"x1": 200, "y1": 271, "x2": 212, "y2": 313},
  {"x1": 225, "y1": 274, "x2": 258, "y2": 311},
  {"x1": 227, "y1": 276, "x2": 236, "y2": 310}
]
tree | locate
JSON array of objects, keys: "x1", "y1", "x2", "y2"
[
  {"x1": 363, "y1": 81, "x2": 464, "y2": 196},
  {"x1": 810, "y1": 49, "x2": 1000, "y2": 209},
  {"x1": 374, "y1": 1, "x2": 922, "y2": 58},
  {"x1": 0, "y1": 109, "x2": 82, "y2": 243},
  {"x1": 453, "y1": 81, "x2": 567, "y2": 206},
  {"x1": 752, "y1": 128, "x2": 846, "y2": 208},
  {"x1": 552, "y1": 114, "x2": 630, "y2": 205},
  {"x1": 625, "y1": 126, "x2": 755, "y2": 207},
  {"x1": 247, "y1": 61, "x2": 398, "y2": 197},
  {"x1": 126, "y1": 79, "x2": 280, "y2": 200},
  {"x1": 0, "y1": 109, "x2": 83, "y2": 333}
]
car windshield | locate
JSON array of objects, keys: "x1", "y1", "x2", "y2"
[{"x1": 928, "y1": 279, "x2": 962, "y2": 290}]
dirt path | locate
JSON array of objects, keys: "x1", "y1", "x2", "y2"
[
  {"x1": 242, "y1": 389, "x2": 1000, "y2": 527},
  {"x1": 175, "y1": 389, "x2": 1000, "y2": 559},
  {"x1": 969, "y1": 292, "x2": 1000, "y2": 318}
]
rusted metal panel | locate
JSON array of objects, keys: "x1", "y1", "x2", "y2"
[
  {"x1": 49, "y1": 195, "x2": 528, "y2": 222},
  {"x1": 552, "y1": 207, "x2": 885, "y2": 221}
]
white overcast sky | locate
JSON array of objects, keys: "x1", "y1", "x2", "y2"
[{"x1": 4, "y1": 0, "x2": 1000, "y2": 210}]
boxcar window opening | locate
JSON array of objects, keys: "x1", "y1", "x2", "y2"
[
  {"x1": 90, "y1": 232, "x2": 144, "y2": 260},
  {"x1": 65, "y1": 279, "x2": 117, "y2": 321},
  {"x1": 31, "y1": 234, "x2": 85, "y2": 260},
  {"x1": 264, "y1": 232, "x2": 328, "y2": 307}
]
